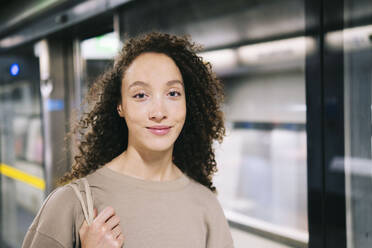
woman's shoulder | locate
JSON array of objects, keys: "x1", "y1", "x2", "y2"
[
  {"x1": 46, "y1": 180, "x2": 86, "y2": 207},
  {"x1": 30, "y1": 176, "x2": 96, "y2": 230},
  {"x1": 187, "y1": 178, "x2": 222, "y2": 208},
  {"x1": 30, "y1": 183, "x2": 80, "y2": 228},
  {"x1": 49, "y1": 182, "x2": 79, "y2": 202},
  {"x1": 187, "y1": 179, "x2": 234, "y2": 246},
  {"x1": 23, "y1": 182, "x2": 83, "y2": 248},
  {"x1": 187, "y1": 177, "x2": 215, "y2": 195}
]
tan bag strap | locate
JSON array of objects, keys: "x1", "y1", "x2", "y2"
[{"x1": 68, "y1": 178, "x2": 94, "y2": 225}]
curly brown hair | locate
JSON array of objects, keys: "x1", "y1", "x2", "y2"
[{"x1": 57, "y1": 32, "x2": 226, "y2": 194}]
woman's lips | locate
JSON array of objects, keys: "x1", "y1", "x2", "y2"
[{"x1": 146, "y1": 127, "x2": 171, "y2": 135}]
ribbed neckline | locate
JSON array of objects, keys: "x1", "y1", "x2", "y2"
[{"x1": 95, "y1": 165, "x2": 190, "y2": 192}]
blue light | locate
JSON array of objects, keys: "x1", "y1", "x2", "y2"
[{"x1": 10, "y1": 63, "x2": 20, "y2": 76}]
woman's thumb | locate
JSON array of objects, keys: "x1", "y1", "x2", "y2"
[
  {"x1": 93, "y1": 207, "x2": 98, "y2": 218},
  {"x1": 79, "y1": 220, "x2": 88, "y2": 235}
]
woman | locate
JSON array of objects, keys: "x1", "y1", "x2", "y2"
[{"x1": 22, "y1": 32, "x2": 234, "y2": 248}]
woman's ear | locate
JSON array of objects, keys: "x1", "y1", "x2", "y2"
[{"x1": 117, "y1": 104, "x2": 124, "y2": 118}]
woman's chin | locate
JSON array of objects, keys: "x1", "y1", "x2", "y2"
[{"x1": 144, "y1": 141, "x2": 174, "y2": 152}]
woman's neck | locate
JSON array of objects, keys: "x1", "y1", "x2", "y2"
[{"x1": 106, "y1": 146, "x2": 183, "y2": 181}]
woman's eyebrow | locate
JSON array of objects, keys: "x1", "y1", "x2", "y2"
[
  {"x1": 128, "y1": 81, "x2": 149, "y2": 89},
  {"x1": 166, "y1": 80, "x2": 184, "y2": 87},
  {"x1": 128, "y1": 80, "x2": 183, "y2": 89}
]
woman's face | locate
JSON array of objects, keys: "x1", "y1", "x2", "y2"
[{"x1": 117, "y1": 52, "x2": 186, "y2": 153}]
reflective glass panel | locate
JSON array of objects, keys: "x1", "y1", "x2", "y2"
[
  {"x1": 343, "y1": 0, "x2": 372, "y2": 247},
  {"x1": 195, "y1": 7, "x2": 309, "y2": 243},
  {"x1": 79, "y1": 32, "x2": 120, "y2": 106},
  {"x1": 0, "y1": 47, "x2": 45, "y2": 248}
]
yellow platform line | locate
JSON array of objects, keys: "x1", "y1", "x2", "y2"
[{"x1": 0, "y1": 163, "x2": 45, "y2": 190}]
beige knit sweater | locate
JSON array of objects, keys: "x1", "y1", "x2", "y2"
[{"x1": 22, "y1": 165, "x2": 235, "y2": 248}]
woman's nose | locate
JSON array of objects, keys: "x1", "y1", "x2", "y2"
[{"x1": 149, "y1": 97, "x2": 167, "y2": 121}]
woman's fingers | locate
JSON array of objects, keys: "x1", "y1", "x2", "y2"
[
  {"x1": 93, "y1": 207, "x2": 98, "y2": 218},
  {"x1": 105, "y1": 215, "x2": 121, "y2": 230},
  {"x1": 78, "y1": 220, "x2": 88, "y2": 237},
  {"x1": 115, "y1": 233, "x2": 125, "y2": 247},
  {"x1": 80, "y1": 206, "x2": 124, "y2": 248},
  {"x1": 111, "y1": 224, "x2": 122, "y2": 239},
  {"x1": 94, "y1": 206, "x2": 115, "y2": 225},
  {"x1": 117, "y1": 233, "x2": 125, "y2": 242}
]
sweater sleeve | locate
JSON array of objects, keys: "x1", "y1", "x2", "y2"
[
  {"x1": 21, "y1": 185, "x2": 79, "y2": 248},
  {"x1": 205, "y1": 194, "x2": 235, "y2": 248}
]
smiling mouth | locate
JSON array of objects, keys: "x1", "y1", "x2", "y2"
[
  {"x1": 146, "y1": 126, "x2": 172, "y2": 129},
  {"x1": 146, "y1": 126, "x2": 172, "y2": 135}
]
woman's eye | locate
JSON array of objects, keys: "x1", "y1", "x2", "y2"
[
  {"x1": 169, "y1": 90, "x2": 181, "y2": 97},
  {"x1": 133, "y1": 93, "x2": 146, "y2": 99},
  {"x1": 132, "y1": 91, "x2": 181, "y2": 99}
]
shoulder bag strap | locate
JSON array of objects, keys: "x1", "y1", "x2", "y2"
[{"x1": 68, "y1": 178, "x2": 94, "y2": 225}]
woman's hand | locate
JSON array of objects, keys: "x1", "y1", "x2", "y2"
[{"x1": 79, "y1": 206, "x2": 125, "y2": 248}]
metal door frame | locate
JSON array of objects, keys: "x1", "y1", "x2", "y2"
[{"x1": 305, "y1": 0, "x2": 347, "y2": 247}]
